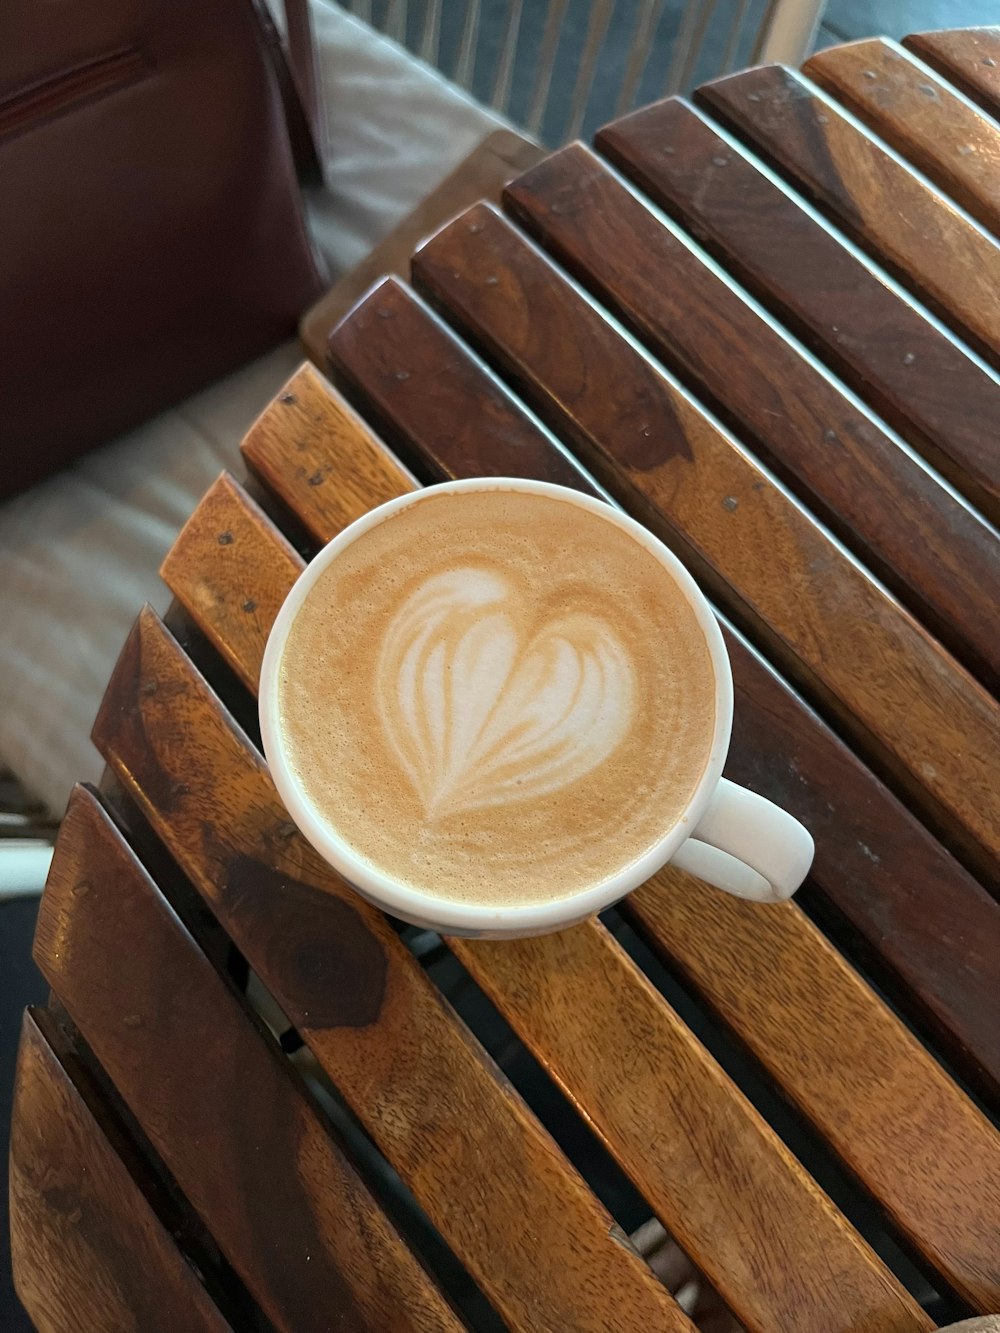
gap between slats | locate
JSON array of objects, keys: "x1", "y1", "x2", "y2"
[
  {"x1": 209, "y1": 421, "x2": 981, "y2": 1317},
  {"x1": 309, "y1": 322, "x2": 1000, "y2": 1311},
  {"x1": 802, "y1": 39, "x2": 1000, "y2": 243},
  {"x1": 142, "y1": 603, "x2": 745, "y2": 1332},
  {"x1": 693, "y1": 66, "x2": 1000, "y2": 373},
  {"x1": 131, "y1": 586, "x2": 968, "y2": 1325},
  {"x1": 92, "y1": 607, "x2": 694, "y2": 1332},
  {"x1": 325, "y1": 283, "x2": 1000, "y2": 1114},
  {"x1": 96, "y1": 765, "x2": 506, "y2": 1333},
  {"x1": 24, "y1": 1001, "x2": 269, "y2": 1332},
  {"x1": 594, "y1": 97, "x2": 1000, "y2": 529},
  {"x1": 103, "y1": 676, "x2": 949, "y2": 1331},
  {"x1": 158, "y1": 455, "x2": 938, "y2": 1322},
  {"x1": 409, "y1": 210, "x2": 1000, "y2": 890},
  {"x1": 499, "y1": 147, "x2": 1000, "y2": 695}
]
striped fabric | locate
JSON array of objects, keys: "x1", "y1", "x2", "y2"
[{"x1": 337, "y1": 0, "x2": 825, "y2": 143}]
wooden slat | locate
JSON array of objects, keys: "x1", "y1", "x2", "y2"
[
  {"x1": 162, "y1": 474, "x2": 303, "y2": 693},
  {"x1": 33, "y1": 785, "x2": 461, "y2": 1333},
  {"x1": 91, "y1": 609, "x2": 691, "y2": 1333},
  {"x1": 629, "y1": 847, "x2": 1000, "y2": 1306},
  {"x1": 163, "y1": 467, "x2": 928, "y2": 1333},
  {"x1": 803, "y1": 38, "x2": 1000, "y2": 237},
  {"x1": 299, "y1": 130, "x2": 545, "y2": 367},
  {"x1": 722, "y1": 626, "x2": 1000, "y2": 1100},
  {"x1": 904, "y1": 28, "x2": 1000, "y2": 121},
  {"x1": 625, "y1": 866, "x2": 1000, "y2": 1314},
  {"x1": 595, "y1": 97, "x2": 1000, "y2": 525},
  {"x1": 329, "y1": 279, "x2": 1000, "y2": 1101},
  {"x1": 412, "y1": 203, "x2": 1000, "y2": 883},
  {"x1": 451, "y1": 928, "x2": 928, "y2": 1333},
  {"x1": 241, "y1": 359, "x2": 1000, "y2": 1308},
  {"x1": 242, "y1": 362, "x2": 417, "y2": 545},
  {"x1": 502, "y1": 143, "x2": 1000, "y2": 691},
  {"x1": 10, "y1": 1010, "x2": 233, "y2": 1333},
  {"x1": 313, "y1": 326, "x2": 1000, "y2": 1303},
  {"x1": 695, "y1": 64, "x2": 1000, "y2": 368},
  {"x1": 325, "y1": 281, "x2": 605, "y2": 496}
]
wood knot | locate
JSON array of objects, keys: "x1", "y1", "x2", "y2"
[{"x1": 222, "y1": 856, "x2": 389, "y2": 1028}]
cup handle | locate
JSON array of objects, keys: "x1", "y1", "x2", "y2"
[{"x1": 669, "y1": 777, "x2": 814, "y2": 903}]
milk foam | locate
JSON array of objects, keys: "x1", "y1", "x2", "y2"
[
  {"x1": 377, "y1": 567, "x2": 636, "y2": 819},
  {"x1": 277, "y1": 489, "x2": 716, "y2": 907}
]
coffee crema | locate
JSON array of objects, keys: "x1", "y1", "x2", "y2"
[{"x1": 277, "y1": 490, "x2": 716, "y2": 907}]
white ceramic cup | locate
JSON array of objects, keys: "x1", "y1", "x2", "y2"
[{"x1": 260, "y1": 478, "x2": 814, "y2": 938}]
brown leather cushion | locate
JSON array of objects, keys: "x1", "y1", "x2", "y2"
[{"x1": 1, "y1": 0, "x2": 323, "y2": 498}]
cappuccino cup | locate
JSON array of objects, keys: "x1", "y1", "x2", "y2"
[{"x1": 260, "y1": 478, "x2": 813, "y2": 938}]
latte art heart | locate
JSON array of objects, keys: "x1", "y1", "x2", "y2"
[{"x1": 376, "y1": 568, "x2": 636, "y2": 819}]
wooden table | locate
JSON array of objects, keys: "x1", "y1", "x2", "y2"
[{"x1": 10, "y1": 27, "x2": 1000, "y2": 1333}]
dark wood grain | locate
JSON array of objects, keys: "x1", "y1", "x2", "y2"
[
  {"x1": 695, "y1": 64, "x2": 1000, "y2": 367},
  {"x1": 503, "y1": 143, "x2": 1000, "y2": 690},
  {"x1": 412, "y1": 203, "x2": 1000, "y2": 883},
  {"x1": 10, "y1": 1010, "x2": 234, "y2": 1333},
  {"x1": 91, "y1": 607, "x2": 692, "y2": 1333},
  {"x1": 325, "y1": 279, "x2": 606, "y2": 495},
  {"x1": 803, "y1": 38, "x2": 1000, "y2": 236},
  {"x1": 326, "y1": 290, "x2": 1000, "y2": 1099},
  {"x1": 904, "y1": 28, "x2": 1000, "y2": 121},
  {"x1": 33, "y1": 784, "x2": 461, "y2": 1333},
  {"x1": 169, "y1": 454, "x2": 929, "y2": 1333},
  {"x1": 596, "y1": 97, "x2": 1000, "y2": 525}
]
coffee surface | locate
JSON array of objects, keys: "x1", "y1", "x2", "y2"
[{"x1": 277, "y1": 489, "x2": 716, "y2": 906}]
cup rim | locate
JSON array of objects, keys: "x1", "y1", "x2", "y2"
[{"x1": 259, "y1": 477, "x2": 733, "y2": 933}]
